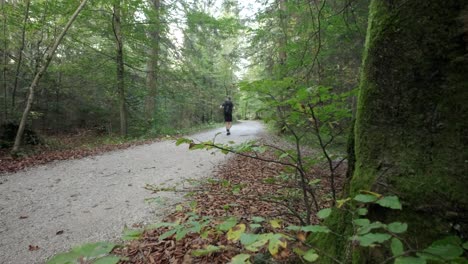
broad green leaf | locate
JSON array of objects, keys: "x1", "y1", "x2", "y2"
[
  {"x1": 432, "y1": 236, "x2": 462, "y2": 246},
  {"x1": 387, "y1": 222, "x2": 408, "y2": 234},
  {"x1": 463, "y1": 241, "x2": 468, "y2": 250},
  {"x1": 268, "y1": 234, "x2": 287, "y2": 256},
  {"x1": 303, "y1": 248, "x2": 319, "y2": 262},
  {"x1": 354, "y1": 194, "x2": 378, "y2": 203},
  {"x1": 230, "y1": 254, "x2": 251, "y2": 264},
  {"x1": 175, "y1": 204, "x2": 183, "y2": 211},
  {"x1": 218, "y1": 217, "x2": 238, "y2": 231},
  {"x1": 159, "y1": 229, "x2": 177, "y2": 240},
  {"x1": 122, "y1": 229, "x2": 143, "y2": 241},
  {"x1": 93, "y1": 256, "x2": 120, "y2": 264},
  {"x1": 421, "y1": 243, "x2": 463, "y2": 260},
  {"x1": 270, "y1": 219, "x2": 282, "y2": 228},
  {"x1": 71, "y1": 242, "x2": 117, "y2": 258},
  {"x1": 245, "y1": 234, "x2": 269, "y2": 252},
  {"x1": 293, "y1": 247, "x2": 306, "y2": 255},
  {"x1": 176, "y1": 138, "x2": 192, "y2": 146},
  {"x1": 249, "y1": 224, "x2": 261, "y2": 229},
  {"x1": 175, "y1": 229, "x2": 188, "y2": 241},
  {"x1": 355, "y1": 233, "x2": 391, "y2": 247},
  {"x1": 317, "y1": 208, "x2": 332, "y2": 219},
  {"x1": 391, "y1": 238, "x2": 404, "y2": 257},
  {"x1": 240, "y1": 233, "x2": 259, "y2": 246},
  {"x1": 46, "y1": 251, "x2": 80, "y2": 264},
  {"x1": 252, "y1": 216, "x2": 265, "y2": 223},
  {"x1": 376, "y1": 196, "x2": 402, "y2": 210},
  {"x1": 192, "y1": 245, "x2": 222, "y2": 257},
  {"x1": 227, "y1": 224, "x2": 246, "y2": 241},
  {"x1": 286, "y1": 225, "x2": 301, "y2": 231},
  {"x1": 357, "y1": 208, "x2": 368, "y2": 216},
  {"x1": 358, "y1": 222, "x2": 386, "y2": 235},
  {"x1": 301, "y1": 225, "x2": 330, "y2": 233},
  {"x1": 395, "y1": 257, "x2": 426, "y2": 264},
  {"x1": 353, "y1": 218, "x2": 370, "y2": 227}
]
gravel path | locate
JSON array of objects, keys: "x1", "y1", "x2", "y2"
[{"x1": 0, "y1": 120, "x2": 265, "y2": 264}]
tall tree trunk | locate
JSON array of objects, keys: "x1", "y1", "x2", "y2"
[
  {"x1": 112, "y1": 0, "x2": 127, "y2": 136},
  {"x1": 278, "y1": 0, "x2": 287, "y2": 68},
  {"x1": 11, "y1": 0, "x2": 30, "y2": 110},
  {"x1": 144, "y1": 0, "x2": 160, "y2": 124},
  {"x1": 1, "y1": 0, "x2": 7, "y2": 122},
  {"x1": 12, "y1": 0, "x2": 88, "y2": 153},
  {"x1": 318, "y1": 1, "x2": 468, "y2": 263}
]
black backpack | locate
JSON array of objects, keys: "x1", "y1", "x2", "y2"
[{"x1": 224, "y1": 101, "x2": 233, "y2": 114}]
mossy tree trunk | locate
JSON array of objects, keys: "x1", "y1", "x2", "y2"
[{"x1": 319, "y1": 1, "x2": 468, "y2": 262}]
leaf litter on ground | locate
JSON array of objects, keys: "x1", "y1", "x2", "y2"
[{"x1": 115, "y1": 149, "x2": 346, "y2": 263}]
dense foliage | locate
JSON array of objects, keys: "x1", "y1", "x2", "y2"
[{"x1": 0, "y1": 0, "x2": 241, "y2": 143}]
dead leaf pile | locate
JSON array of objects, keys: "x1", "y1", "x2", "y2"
[
  {"x1": 116, "y1": 151, "x2": 347, "y2": 263},
  {"x1": 0, "y1": 139, "x2": 158, "y2": 174}
]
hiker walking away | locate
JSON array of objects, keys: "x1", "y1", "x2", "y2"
[{"x1": 221, "y1": 97, "x2": 234, "y2": 135}]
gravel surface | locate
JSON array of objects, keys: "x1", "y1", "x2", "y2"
[{"x1": 0, "y1": 120, "x2": 265, "y2": 264}]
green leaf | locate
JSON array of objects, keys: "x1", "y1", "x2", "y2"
[
  {"x1": 353, "y1": 219, "x2": 370, "y2": 227},
  {"x1": 317, "y1": 208, "x2": 332, "y2": 219},
  {"x1": 336, "y1": 198, "x2": 351, "y2": 208},
  {"x1": 463, "y1": 241, "x2": 468, "y2": 250},
  {"x1": 391, "y1": 238, "x2": 404, "y2": 257},
  {"x1": 268, "y1": 234, "x2": 287, "y2": 256},
  {"x1": 176, "y1": 138, "x2": 192, "y2": 146},
  {"x1": 245, "y1": 234, "x2": 269, "y2": 252},
  {"x1": 376, "y1": 196, "x2": 402, "y2": 210},
  {"x1": 252, "y1": 216, "x2": 265, "y2": 223},
  {"x1": 240, "y1": 233, "x2": 259, "y2": 246},
  {"x1": 303, "y1": 248, "x2": 319, "y2": 262},
  {"x1": 270, "y1": 219, "x2": 282, "y2": 228},
  {"x1": 218, "y1": 217, "x2": 238, "y2": 231},
  {"x1": 395, "y1": 257, "x2": 426, "y2": 264},
  {"x1": 355, "y1": 233, "x2": 391, "y2": 247},
  {"x1": 357, "y1": 208, "x2": 368, "y2": 216},
  {"x1": 175, "y1": 228, "x2": 188, "y2": 241},
  {"x1": 230, "y1": 254, "x2": 251, "y2": 264},
  {"x1": 357, "y1": 222, "x2": 386, "y2": 235},
  {"x1": 71, "y1": 242, "x2": 117, "y2": 258},
  {"x1": 122, "y1": 229, "x2": 143, "y2": 241},
  {"x1": 192, "y1": 245, "x2": 222, "y2": 257},
  {"x1": 286, "y1": 225, "x2": 301, "y2": 231},
  {"x1": 421, "y1": 243, "x2": 463, "y2": 260},
  {"x1": 227, "y1": 224, "x2": 246, "y2": 241},
  {"x1": 46, "y1": 251, "x2": 80, "y2": 264},
  {"x1": 387, "y1": 222, "x2": 408, "y2": 234},
  {"x1": 93, "y1": 256, "x2": 121, "y2": 264},
  {"x1": 301, "y1": 225, "x2": 330, "y2": 233},
  {"x1": 249, "y1": 224, "x2": 261, "y2": 229},
  {"x1": 354, "y1": 194, "x2": 378, "y2": 203},
  {"x1": 176, "y1": 204, "x2": 184, "y2": 211},
  {"x1": 159, "y1": 229, "x2": 177, "y2": 240}
]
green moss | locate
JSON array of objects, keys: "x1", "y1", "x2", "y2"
[{"x1": 316, "y1": 0, "x2": 468, "y2": 262}]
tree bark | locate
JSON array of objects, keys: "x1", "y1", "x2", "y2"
[
  {"x1": 11, "y1": 0, "x2": 30, "y2": 109},
  {"x1": 144, "y1": 0, "x2": 160, "y2": 124},
  {"x1": 12, "y1": 0, "x2": 88, "y2": 153},
  {"x1": 1, "y1": 0, "x2": 8, "y2": 122},
  {"x1": 318, "y1": 1, "x2": 468, "y2": 262},
  {"x1": 112, "y1": 0, "x2": 127, "y2": 137}
]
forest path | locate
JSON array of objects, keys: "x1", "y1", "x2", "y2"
[{"x1": 0, "y1": 120, "x2": 265, "y2": 264}]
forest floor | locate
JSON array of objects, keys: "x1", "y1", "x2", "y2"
[
  {"x1": 115, "y1": 151, "x2": 346, "y2": 264},
  {"x1": 0, "y1": 121, "x2": 265, "y2": 264}
]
